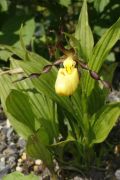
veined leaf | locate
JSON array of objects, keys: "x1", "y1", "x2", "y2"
[
  {"x1": 6, "y1": 90, "x2": 36, "y2": 132},
  {"x1": 84, "y1": 18, "x2": 120, "y2": 96},
  {"x1": 75, "y1": 0, "x2": 94, "y2": 61},
  {"x1": 0, "y1": 44, "x2": 26, "y2": 59},
  {"x1": 26, "y1": 128, "x2": 53, "y2": 169},
  {"x1": 90, "y1": 102, "x2": 120, "y2": 145},
  {"x1": 0, "y1": 50, "x2": 12, "y2": 61},
  {"x1": 94, "y1": 0, "x2": 110, "y2": 12},
  {"x1": 0, "y1": 74, "x2": 58, "y2": 140},
  {"x1": 0, "y1": 45, "x2": 60, "y2": 140},
  {"x1": 0, "y1": 0, "x2": 8, "y2": 12},
  {"x1": 0, "y1": 75, "x2": 33, "y2": 138},
  {"x1": 87, "y1": 87, "x2": 108, "y2": 116},
  {"x1": 11, "y1": 58, "x2": 59, "y2": 141},
  {"x1": 71, "y1": 86, "x2": 89, "y2": 134}
]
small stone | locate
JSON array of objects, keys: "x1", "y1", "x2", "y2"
[
  {"x1": 17, "y1": 158, "x2": 23, "y2": 166},
  {"x1": 10, "y1": 142, "x2": 15, "y2": 146},
  {"x1": 1, "y1": 128, "x2": 7, "y2": 136},
  {"x1": 21, "y1": 152, "x2": 27, "y2": 160},
  {"x1": 9, "y1": 144, "x2": 17, "y2": 151},
  {"x1": 0, "y1": 165, "x2": 10, "y2": 179},
  {"x1": 0, "y1": 161, "x2": 5, "y2": 171},
  {"x1": 107, "y1": 91, "x2": 120, "y2": 102},
  {"x1": 115, "y1": 169, "x2": 120, "y2": 180},
  {"x1": 17, "y1": 137, "x2": 26, "y2": 148},
  {"x1": 114, "y1": 145, "x2": 120, "y2": 155},
  {"x1": 35, "y1": 159, "x2": 42, "y2": 165},
  {"x1": 6, "y1": 119, "x2": 11, "y2": 128},
  {"x1": 18, "y1": 158, "x2": 23, "y2": 163},
  {"x1": 8, "y1": 156, "x2": 16, "y2": 162},
  {"x1": 3, "y1": 147, "x2": 15, "y2": 157},
  {"x1": 7, "y1": 128, "x2": 13, "y2": 140},
  {"x1": 8, "y1": 156, "x2": 16, "y2": 168},
  {"x1": 42, "y1": 168, "x2": 51, "y2": 178},
  {"x1": 16, "y1": 166, "x2": 23, "y2": 172},
  {"x1": 0, "y1": 142, "x2": 7, "y2": 152},
  {"x1": 0, "y1": 157, "x2": 5, "y2": 162},
  {"x1": 33, "y1": 165, "x2": 39, "y2": 172},
  {"x1": 0, "y1": 132, "x2": 6, "y2": 141},
  {"x1": 19, "y1": 149, "x2": 24, "y2": 156},
  {"x1": 28, "y1": 160, "x2": 34, "y2": 167}
]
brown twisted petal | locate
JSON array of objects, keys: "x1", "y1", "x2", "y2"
[
  {"x1": 101, "y1": 80, "x2": 112, "y2": 90},
  {"x1": 53, "y1": 59, "x2": 64, "y2": 66},
  {"x1": 90, "y1": 70, "x2": 100, "y2": 80},
  {"x1": 79, "y1": 62, "x2": 88, "y2": 70},
  {"x1": 42, "y1": 65, "x2": 52, "y2": 73},
  {"x1": 29, "y1": 73, "x2": 41, "y2": 78}
]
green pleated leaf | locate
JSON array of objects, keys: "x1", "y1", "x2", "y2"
[
  {"x1": 75, "y1": 0, "x2": 94, "y2": 60},
  {"x1": 87, "y1": 87, "x2": 108, "y2": 116},
  {"x1": 0, "y1": 74, "x2": 58, "y2": 142},
  {"x1": 0, "y1": 44, "x2": 30, "y2": 61},
  {"x1": 90, "y1": 102, "x2": 120, "y2": 145},
  {"x1": 6, "y1": 89, "x2": 35, "y2": 132},
  {"x1": 0, "y1": 50, "x2": 12, "y2": 61},
  {"x1": 11, "y1": 58, "x2": 59, "y2": 141},
  {"x1": 84, "y1": 17, "x2": 120, "y2": 96},
  {"x1": 0, "y1": 0, "x2": 8, "y2": 12},
  {"x1": 3, "y1": 172, "x2": 39, "y2": 180},
  {"x1": 71, "y1": 86, "x2": 90, "y2": 135},
  {"x1": 0, "y1": 75, "x2": 32, "y2": 138},
  {"x1": 26, "y1": 128, "x2": 53, "y2": 169},
  {"x1": 0, "y1": 74, "x2": 57, "y2": 140},
  {"x1": 94, "y1": 0, "x2": 110, "y2": 12}
]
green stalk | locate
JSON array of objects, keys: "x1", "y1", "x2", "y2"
[{"x1": 51, "y1": 173, "x2": 58, "y2": 180}]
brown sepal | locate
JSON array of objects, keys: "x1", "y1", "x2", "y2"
[
  {"x1": 42, "y1": 65, "x2": 52, "y2": 73},
  {"x1": 90, "y1": 70, "x2": 100, "y2": 80},
  {"x1": 101, "y1": 80, "x2": 112, "y2": 91},
  {"x1": 53, "y1": 59, "x2": 64, "y2": 66}
]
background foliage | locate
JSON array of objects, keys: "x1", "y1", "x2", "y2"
[
  {"x1": 0, "y1": 0, "x2": 120, "y2": 89},
  {"x1": 0, "y1": 0, "x2": 120, "y2": 59}
]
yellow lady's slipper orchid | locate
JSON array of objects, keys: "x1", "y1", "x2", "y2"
[{"x1": 55, "y1": 56, "x2": 79, "y2": 96}]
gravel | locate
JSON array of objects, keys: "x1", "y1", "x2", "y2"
[
  {"x1": 0, "y1": 116, "x2": 25, "y2": 179},
  {"x1": 115, "y1": 169, "x2": 120, "y2": 180},
  {"x1": 0, "y1": 108, "x2": 47, "y2": 179}
]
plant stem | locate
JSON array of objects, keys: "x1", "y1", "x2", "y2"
[{"x1": 51, "y1": 173, "x2": 57, "y2": 180}]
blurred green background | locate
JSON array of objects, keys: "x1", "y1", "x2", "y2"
[{"x1": 0, "y1": 0, "x2": 120, "y2": 88}]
